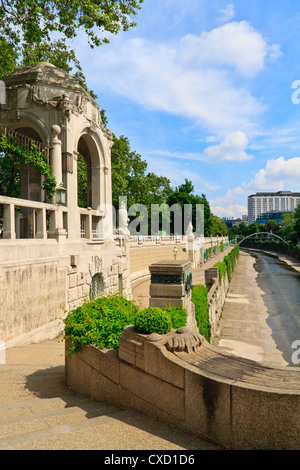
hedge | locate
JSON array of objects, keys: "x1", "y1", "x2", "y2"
[
  {"x1": 214, "y1": 244, "x2": 240, "y2": 284},
  {"x1": 191, "y1": 285, "x2": 211, "y2": 343}
]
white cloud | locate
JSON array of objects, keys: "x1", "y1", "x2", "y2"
[
  {"x1": 179, "y1": 21, "x2": 281, "y2": 77},
  {"x1": 148, "y1": 131, "x2": 253, "y2": 164},
  {"x1": 218, "y1": 3, "x2": 235, "y2": 23},
  {"x1": 210, "y1": 156, "x2": 300, "y2": 216},
  {"x1": 211, "y1": 204, "x2": 248, "y2": 219},
  {"x1": 203, "y1": 131, "x2": 253, "y2": 163},
  {"x1": 249, "y1": 156, "x2": 300, "y2": 190},
  {"x1": 76, "y1": 21, "x2": 274, "y2": 135}
]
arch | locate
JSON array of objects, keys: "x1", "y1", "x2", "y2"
[
  {"x1": 73, "y1": 124, "x2": 109, "y2": 169},
  {"x1": 5, "y1": 112, "x2": 51, "y2": 145},
  {"x1": 90, "y1": 273, "x2": 105, "y2": 299},
  {"x1": 77, "y1": 132, "x2": 102, "y2": 209},
  {"x1": 238, "y1": 232, "x2": 290, "y2": 246}
]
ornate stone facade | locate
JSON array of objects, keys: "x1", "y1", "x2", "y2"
[{"x1": 0, "y1": 63, "x2": 131, "y2": 346}]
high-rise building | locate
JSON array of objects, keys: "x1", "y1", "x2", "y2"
[{"x1": 248, "y1": 191, "x2": 300, "y2": 225}]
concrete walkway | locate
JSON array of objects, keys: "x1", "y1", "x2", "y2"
[
  {"x1": 213, "y1": 250, "x2": 288, "y2": 367},
  {"x1": 0, "y1": 337, "x2": 219, "y2": 450}
]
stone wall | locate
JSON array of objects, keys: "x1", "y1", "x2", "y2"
[
  {"x1": 0, "y1": 238, "x2": 131, "y2": 346},
  {"x1": 129, "y1": 244, "x2": 188, "y2": 277},
  {"x1": 205, "y1": 267, "x2": 230, "y2": 338},
  {"x1": 0, "y1": 259, "x2": 67, "y2": 345},
  {"x1": 65, "y1": 326, "x2": 300, "y2": 450}
]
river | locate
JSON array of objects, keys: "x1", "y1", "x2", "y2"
[{"x1": 250, "y1": 250, "x2": 300, "y2": 365}]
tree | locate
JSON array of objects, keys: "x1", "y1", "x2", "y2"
[
  {"x1": 0, "y1": 0, "x2": 144, "y2": 95},
  {"x1": 110, "y1": 134, "x2": 171, "y2": 235},
  {"x1": 166, "y1": 180, "x2": 213, "y2": 237},
  {"x1": 210, "y1": 214, "x2": 228, "y2": 237},
  {"x1": 279, "y1": 212, "x2": 297, "y2": 243}
]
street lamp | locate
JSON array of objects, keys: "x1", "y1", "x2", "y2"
[
  {"x1": 56, "y1": 184, "x2": 67, "y2": 205},
  {"x1": 173, "y1": 246, "x2": 178, "y2": 260}
]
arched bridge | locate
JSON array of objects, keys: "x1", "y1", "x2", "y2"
[{"x1": 238, "y1": 232, "x2": 289, "y2": 246}]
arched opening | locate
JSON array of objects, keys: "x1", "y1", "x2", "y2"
[
  {"x1": 15, "y1": 127, "x2": 44, "y2": 203},
  {"x1": 77, "y1": 152, "x2": 90, "y2": 208},
  {"x1": 0, "y1": 126, "x2": 48, "y2": 238},
  {"x1": 90, "y1": 273, "x2": 105, "y2": 299},
  {"x1": 77, "y1": 133, "x2": 101, "y2": 210}
]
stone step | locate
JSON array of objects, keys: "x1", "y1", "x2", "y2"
[
  {"x1": 0, "y1": 338, "x2": 218, "y2": 450},
  {"x1": 0, "y1": 405, "x2": 140, "y2": 450},
  {"x1": 0, "y1": 395, "x2": 119, "y2": 427}
]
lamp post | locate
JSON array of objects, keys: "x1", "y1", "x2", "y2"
[
  {"x1": 173, "y1": 246, "x2": 178, "y2": 260},
  {"x1": 55, "y1": 184, "x2": 67, "y2": 205}
]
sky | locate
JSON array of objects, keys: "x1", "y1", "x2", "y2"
[{"x1": 75, "y1": 0, "x2": 300, "y2": 220}]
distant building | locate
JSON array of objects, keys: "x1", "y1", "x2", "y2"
[
  {"x1": 223, "y1": 217, "x2": 243, "y2": 229},
  {"x1": 256, "y1": 210, "x2": 294, "y2": 224},
  {"x1": 248, "y1": 191, "x2": 300, "y2": 225}
]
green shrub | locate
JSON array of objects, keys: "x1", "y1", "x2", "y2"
[
  {"x1": 191, "y1": 285, "x2": 211, "y2": 343},
  {"x1": 163, "y1": 305, "x2": 187, "y2": 329},
  {"x1": 214, "y1": 261, "x2": 226, "y2": 285},
  {"x1": 134, "y1": 307, "x2": 173, "y2": 334},
  {"x1": 64, "y1": 294, "x2": 138, "y2": 354}
]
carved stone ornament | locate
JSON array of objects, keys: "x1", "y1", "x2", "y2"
[{"x1": 166, "y1": 327, "x2": 202, "y2": 354}]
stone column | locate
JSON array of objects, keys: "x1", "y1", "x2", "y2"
[
  {"x1": 50, "y1": 125, "x2": 67, "y2": 241},
  {"x1": 35, "y1": 208, "x2": 47, "y2": 239},
  {"x1": 3, "y1": 203, "x2": 15, "y2": 239},
  {"x1": 50, "y1": 125, "x2": 63, "y2": 191},
  {"x1": 149, "y1": 260, "x2": 197, "y2": 332}
]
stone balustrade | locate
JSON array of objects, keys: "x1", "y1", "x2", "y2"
[{"x1": 0, "y1": 195, "x2": 67, "y2": 240}]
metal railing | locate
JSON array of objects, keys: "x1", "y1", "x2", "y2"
[{"x1": 0, "y1": 125, "x2": 50, "y2": 164}]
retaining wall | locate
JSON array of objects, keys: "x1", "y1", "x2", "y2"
[{"x1": 65, "y1": 326, "x2": 300, "y2": 450}]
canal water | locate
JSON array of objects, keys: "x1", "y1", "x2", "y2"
[{"x1": 251, "y1": 251, "x2": 300, "y2": 365}]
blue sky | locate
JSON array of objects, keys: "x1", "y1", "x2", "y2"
[{"x1": 75, "y1": 0, "x2": 300, "y2": 219}]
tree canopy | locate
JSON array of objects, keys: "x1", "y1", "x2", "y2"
[
  {"x1": 0, "y1": 0, "x2": 144, "y2": 95},
  {"x1": 166, "y1": 180, "x2": 218, "y2": 237}
]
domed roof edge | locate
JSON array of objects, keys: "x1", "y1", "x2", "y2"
[{"x1": 3, "y1": 62, "x2": 98, "y2": 105}]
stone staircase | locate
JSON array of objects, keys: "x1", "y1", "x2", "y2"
[{"x1": 0, "y1": 337, "x2": 217, "y2": 450}]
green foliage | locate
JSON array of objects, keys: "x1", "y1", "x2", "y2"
[
  {"x1": 210, "y1": 214, "x2": 228, "y2": 237},
  {"x1": 0, "y1": 0, "x2": 144, "y2": 95},
  {"x1": 65, "y1": 294, "x2": 188, "y2": 354},
  {"x1": 77, "y1": 153, "x2": 88, "y2": 208},
  {"x1": 111, "y1": 134, "x2": 171, "y2": 212},
  {"x1": 0, "y1": 38, "x2": 18, "y2": 79},
  {"x1": 64, "y1": 294, "x2": 139, "y2": 354},
  {"x1": 134, "y1": 307, "x2": 173, "y2": 335},
  {"x1": 214, "y1": 245, "x2": 239, "y2": 284},
  {"x1": 223, "y1": 244, "x2": 240, "y2": 282},
  {"x1": 191, "y1": 285, "x2": 211, "y2": 343},
  {"x1": 0, "y1": 129, "x2": 56, "y2": 201},
  {"x1": 214, "y1": 262, "x2": 226, "y2": 285},
  {"x1": 163, "y1": 305, "x2": 187, "y2": 329},
  {"x1": 166, "y1": 180, "x2": 213, "y2": 237}
]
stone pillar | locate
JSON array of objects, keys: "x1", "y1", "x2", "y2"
[
  {"x1": 3, "y1": 203, "x2": 15, "y2": 239},
  {"x1": 50, "y1": 125, "x2": 63, "y2": 190},
  {"x1": 35, "y1": 208, "x2": 47, "y2": 239},
  {"x1": 149, "y1": 260, "x2": 197, "y2": 332},
  {"x1": 50, "y1": 125, "x2": 67, "y2": 242}
]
